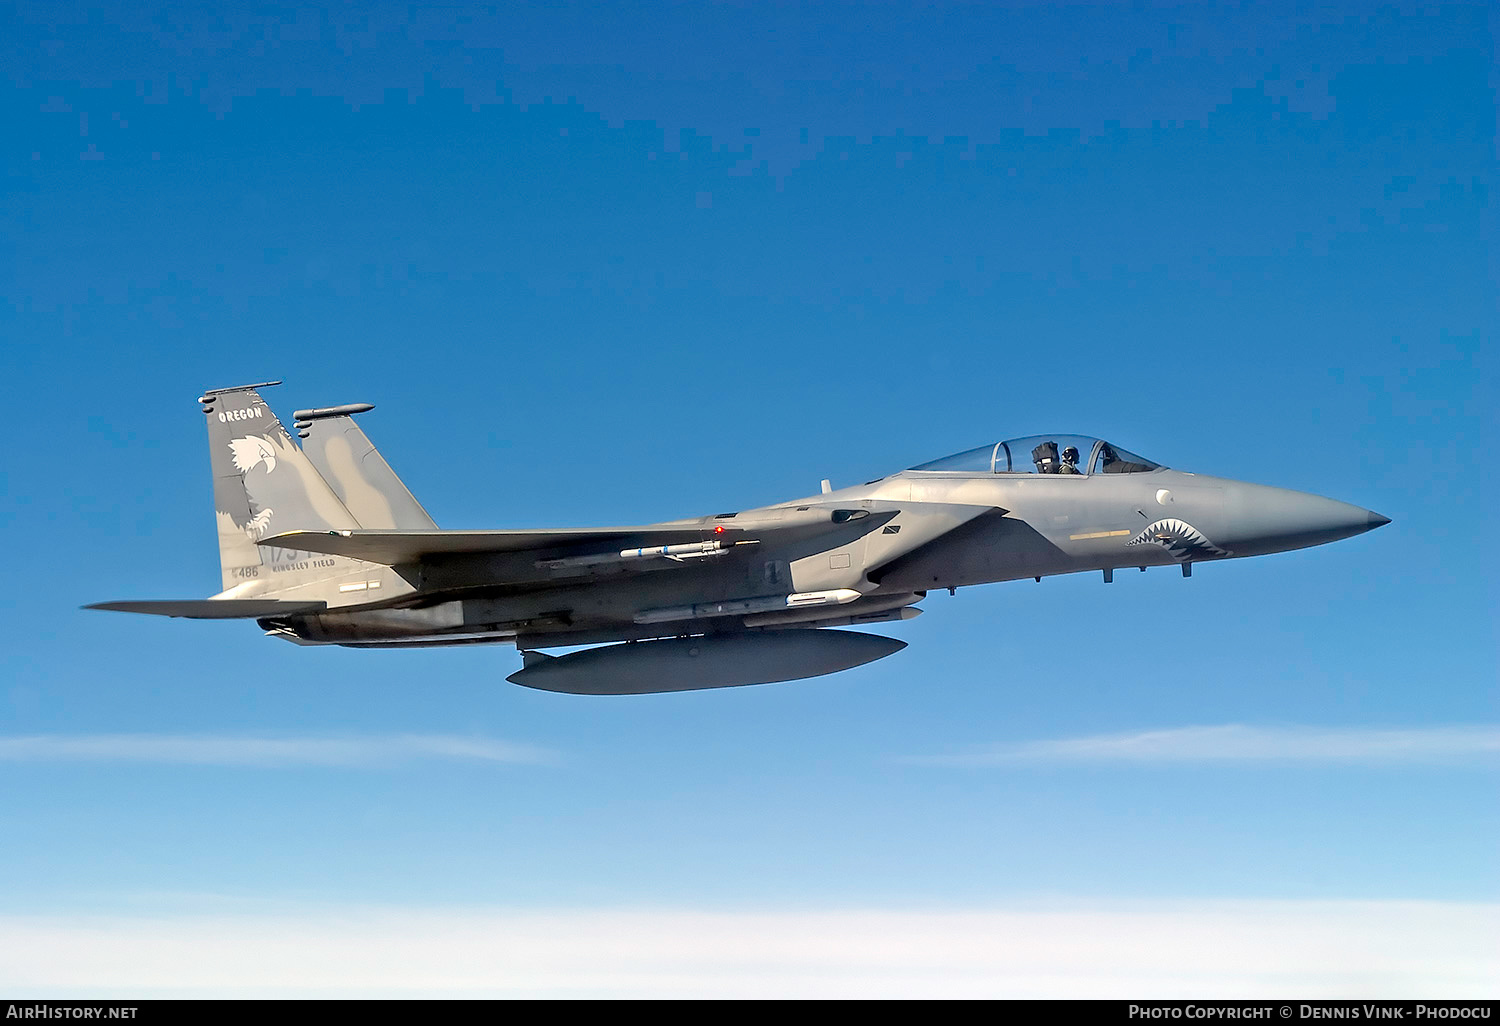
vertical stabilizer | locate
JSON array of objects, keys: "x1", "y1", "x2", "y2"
[
  {"x1": 199, "y1": 383, "x2": 365, "y2": 594},
  {"x1": 293, "y1": 404, "x2": 438, "y2": 530}
]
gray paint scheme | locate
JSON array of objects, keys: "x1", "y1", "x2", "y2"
[
  {"x1": 507, "y1": 630, "x2": 907, "y2": 695},
  {"x1": 296, "y1": 406, "x2": 438, "y2": 531},
  {"x1": 88, "y1": 384, "x2": 1390, "y2": 694}
]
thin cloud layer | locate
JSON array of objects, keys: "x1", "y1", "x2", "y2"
[
  {"x1": 908, "y1": 724, "x2": 1500, "y2": 767},
  {"x1": 0, "y1": 899, "x2": 1493, "y2": 997},
  {"x1": 0, "y1": 734, "x2": 555, "y2": 767}
]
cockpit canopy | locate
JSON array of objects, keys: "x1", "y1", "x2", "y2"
[{"x1": 910, "y1": 435, "x2": 1162, "y2": 475}]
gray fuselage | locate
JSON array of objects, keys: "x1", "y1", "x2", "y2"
[
  {"x1": 88, "y1": 393, "x2": 1390, "y2": 693},
  {"x1": 280, "y1": 464, "x2": 1386, "y2": 650}
]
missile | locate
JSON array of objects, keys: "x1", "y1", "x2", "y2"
[
  {"x1": 537, "y1": 539, "x2": 753, "y2": 571},
  {"x1": 633, "y1": 588, "x2": 862, "y2": 625},
  {"x1": 797, "y1": 605, "x2": 922, "y2": 629},
  {"x1": 745, "y1": 599, "x2": 922, "y2": 628},
  {"x1": 506, "y1": 629, "x2": 907, "y2": 695},
  {"x1": 534, "y1": 507, "x2": 890, "y2": 576}
]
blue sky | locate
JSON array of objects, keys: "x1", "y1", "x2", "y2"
[{"x1": 1, "y1": 1, "x2": 1494, "y2": 996}]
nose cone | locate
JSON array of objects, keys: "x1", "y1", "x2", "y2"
[{"x1": 1222, "y1": 484, "x2": 1391, "y2": 557}]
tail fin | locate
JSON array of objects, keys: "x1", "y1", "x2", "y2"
[
  {"x1": 292, "y1": 404, "x2": 438, "y2": 530},
  {"x1": 200, "y1": 383, "x2": 363, "y2": 593}
]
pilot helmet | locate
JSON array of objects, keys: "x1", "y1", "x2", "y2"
[{"x1": 1061, "y1": 446, "x2": 1079, "y2": 464}]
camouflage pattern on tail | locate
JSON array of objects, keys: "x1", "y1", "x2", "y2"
[
  {"x1": 201, "y1": 383, "x2": 368, "y2": 595},
  {"x1": 293, "y1": 403, "x2": 438, "y2": 530}
]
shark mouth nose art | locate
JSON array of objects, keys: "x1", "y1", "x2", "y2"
[{"x1": 1127, "y1": 518, "x2": 1232, "y2": 561}]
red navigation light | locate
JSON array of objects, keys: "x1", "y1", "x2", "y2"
[{"x1": 714, "y1": 525, "x2": 725, "y2": 534}]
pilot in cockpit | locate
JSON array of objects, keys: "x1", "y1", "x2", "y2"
[{"x1": 1058, "y1": 446, "x2": 1082, "y2": 475}]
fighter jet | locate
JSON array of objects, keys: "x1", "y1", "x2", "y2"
[{"x1": 89, "y1": 382, "x2": 1390, "y2": 694}]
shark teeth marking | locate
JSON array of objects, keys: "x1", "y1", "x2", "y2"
[{"x1": 1126, "y1": 518, "x2": 1232, "y2": 561}]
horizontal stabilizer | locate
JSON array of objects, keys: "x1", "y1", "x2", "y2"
[
  {"x1": 85, "y1": 599, "x2": 328, "y2": 619},
  {"x1": 259, "y1": 527, "x2": 721, "y2": 564}
]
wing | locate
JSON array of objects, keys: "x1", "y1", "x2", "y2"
[
  {"x1": 256, "y1": 501, "x2": 1004, "y2": 571},
  {"x1": 254, "y1": 503, "x2": 897, "y2": 565},
  {"x1": 256, "y1": 526, "x2": 732, "y2": 564}
]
